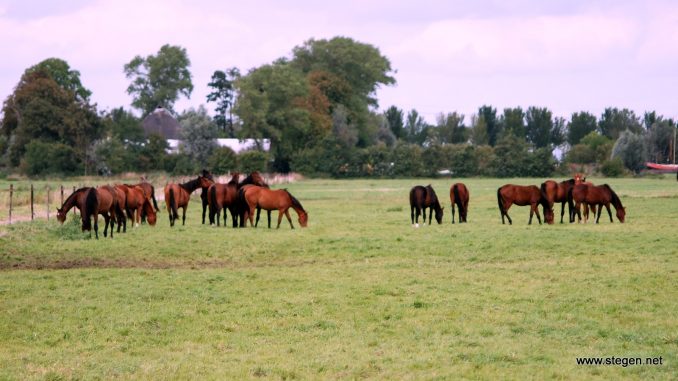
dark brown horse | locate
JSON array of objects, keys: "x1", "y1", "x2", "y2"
[
  {"x1": 240, "y1": 186, "x2": 308, "y2": 229},
  {"x1": 129, "y1": 178, "x2": 160, "y2": 223},
  {"x1": 568, "y1": 183, "x2": 626, "y2": 223},
  {"x1": 497, "y1": 184, "x2": 553, "y2": 225},
  {"x1": 449, "y1": 183, "x2": 469, "y2": 223},
  {"x1": 164, "y1": 173, "x2": 214, "y2": 227},
  {"x1": 208, "y1": 172, "x2": 241, "y2": 227},
  {"x1": 56, "y1": 187, "x2": 100, "y2": 239},
  {"x1": 409, "y1": 185, "x2": 444, "y2": 226},
  {"x1": 198, "y1": 169, "x2": 215, "y2": 224},
  {"x1": 112, "y1": 185, "x2": 128, "y2": 233},
  {"x1": 118, "y1": 184, "x2": 157, "y2": 227},
  {"x1": 541, "y1": 179, "x2": 575, "y2": 223},
  {"x1": 235, "y1": 172, "x2": 272, "y2": 228},
  {"x1": 95, "y1": 185, "x2": 124, "y2": 238}
]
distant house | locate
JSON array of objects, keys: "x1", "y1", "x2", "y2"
[{"x1": 141, "y1": 106, "x2": 270, "y2": 154}]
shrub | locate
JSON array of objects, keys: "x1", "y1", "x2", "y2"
[
  {"x1": 601, "y1": 157, "x2": 625, "y2": 177},
  {"x1": 208, "y1": 147, "x2": 237, "y2": 175},
  {"x1": 23, "y1": 140, "x2": 80, "y2": 176},
  {"x1": 238, "y1": 150, "x2": 269, "y2": 173}
]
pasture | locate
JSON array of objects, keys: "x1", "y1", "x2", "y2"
[{"x1": 0, "y1": 177, "x2": 676, "y2": 380}]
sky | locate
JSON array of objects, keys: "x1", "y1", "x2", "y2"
[{"x1": 1, "y1": 0, "x2": 678, "y2": 124}]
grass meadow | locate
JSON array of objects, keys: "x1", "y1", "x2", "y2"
[{"x1": 0, "y1": 176, "x2": 676, "y2": 380}]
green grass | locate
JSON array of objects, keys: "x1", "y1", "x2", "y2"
[{"x1": 0, "y1": 177, "x2": 677, "y2": 380}]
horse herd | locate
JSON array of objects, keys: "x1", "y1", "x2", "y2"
[
  {"x1": 56, "y1": 171, "x2": 308, "y2": 239},
  {"x1": 409, "y1": 174, "x2": 626, "y2": 226}
]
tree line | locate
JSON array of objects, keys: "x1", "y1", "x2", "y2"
[{"x1": 1, "y1": 38, "x2": 675, "y2": 178}]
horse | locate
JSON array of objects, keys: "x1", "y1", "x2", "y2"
[
  {"x1": 449, "y1": 183, "x2": 469, "y2": 223},
  {"x1": 164, "y1": 173, "x2": 214, "y2": 227},
  {"x1": 239, "y1": 186, "x2": 308, "y2": 229},
  {"x1": 497, "y1": 184, "x2": 554, "y2": 225},
  {"x1": 234, "y1": 172, "x2": 272, "y2": 228},
  {"x1": 208, "y1": 172, "x2": 241, "y2": 227},
  {"x1": 409, "y1": 185, "x2": 444, "y2": 226},
  {"x1": 569, "y1": 174, "x2": 596, "y2": 222},
  {"x1": 56, "y1": 187, "x2": 100, "y2": 239},
  {"x1": 94, "y1": 185, "x2": 123, "y2": 238},
  {"x1": 118, "y1": 184, "x2": 157, "y2": 227},
  {"x1": 129, "y1": 178, "x2": 160, "y2": 223},
  {"x1": 111, "y1": 185, "x2": 128, "y2": 233},
  {"x1": 541, "y1": 179, "x2": 575, "y2": 223},
  {"x1": 198, "y1": 169, "x2": 215, "y2": 224},
  {"x1": 568, "y1": 183, "x2": 625, "y2": 223}
]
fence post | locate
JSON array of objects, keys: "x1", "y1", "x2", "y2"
[
  {"x1": 30, "y1": 184, "x2": 34, "y2": 221},
  {"x1": 60, "y1": 185, "x2": 64, "y2": 207},
  {"x1": 8, "y1": 184, "x2": 13, "y2": 225},
  {"x1": 46, "y1": 185, "x2": 50, "y2": 221}
]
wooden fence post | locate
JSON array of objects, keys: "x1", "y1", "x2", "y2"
[
  {"x1": 60, "y1": 185, "x2": 64, "y2": 207},
  {"x1": 46, "y1": 185, "x2": 50, "y2": 221},
  {"x1": 30, "y1": 184, "x2": 34, "y2": 221},
  {"x1": 8, "y1": 184, "x2": 13, "y2": 225}
]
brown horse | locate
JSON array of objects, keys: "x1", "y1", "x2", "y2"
[
  {"x1": 56, "y1": 187, "x2": 100, "y2": 239},
  {"x1": 198, "y1": 169, "x2": 215, "y2": 224},
  {"x1": 240, "y1": 186, "x2": 308, "y2": 229},
  {"x1": 497, "y1": 184, "x2": 553, "y2": 225},
  {"x1": 569, "y1": 183, "x2": 625, "y2": 223},
  {"x1": 409, "y1": 185, "x2": 444, "y2": 226},
  {"x1": 449, "y1": 183, "x2": 469, "y2": 223},
  {"x1": 111, "y1": 185, "x2": 128, "y2": 233},
  {"x1": 541, "y1": 179, "x2": 575, "y2": 223},
  {"x1": 164, "y1": 173, "x2": 214, "y2": 227},
  {"x1": 95, "y1": 185, "x2": 122, "y2": 238},
  {"x1": 129, "y1": 178, "x2": 160, "y2": 223},
  {"x1": 208, "y1": 172, "x2": 240, "y2": 227},
  {"x1": 118, "y1": 184, "x2": 157, "y2": 227}
]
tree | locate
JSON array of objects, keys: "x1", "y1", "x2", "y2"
[
  {"x1": 206, "y1": 67, "x2": 240, "y2": 137},
  {"x1": 478, "y1": 105, "x2": 500, "y2": 146},
  {"x1": 103, "y1": 107, "x2": 144, "y2": 143},
  {"x1": 568, "y1": 111, "x2": 597, "y2": 145},
  {"x1": 500, "y1": 107, "x2": 525, "y2": 140},
  {"x1": 435, "y1": 112, "x2": 466, "y2": 144},
  {"x1": 612, "y1": 130, "x2": 647, "y2": 173},
  {"x1": 405, "y1": 109, "x2": 427, "y2": 145},
  {"x1": 599, "y1": 108, "x2": 642, "y2": 140},
  {"x1": 1, "y1": 61, "x2": 102, "y2": 173},
  {"x1": 124, "y1": 44, "x2": 193, "y2": 115},
  {"x1": 551, "y1": 116, "x2": 566, "y2": 147},
  {"x1": 645, "y1": 119, "x2": 675, "y2": 163},
  {"x1": 178, "y1": 106, "x2": 218, "y2": 168},
  {"x1": 470, "y1": 114, "x2": 489, "y2": 146},
  {"x1": 525, "y1": 106, "x2": 553, "y2": 148},
  {"x1": 25, "y1": 58, "x2": 92, "y2": 102},
  {"x1": 384, "y1": 105, "x2": 405, "y2": 139}
]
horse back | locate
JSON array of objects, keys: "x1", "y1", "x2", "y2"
[
  {"x1": 501, "y1": 184, "x2": 540, "y2": 206},
  {"x1": 95, "y1": 186, "x2": 115, "y2": 212},
  {"x1": 409, "y1": 186, "x2": 426, "y2": 208}
]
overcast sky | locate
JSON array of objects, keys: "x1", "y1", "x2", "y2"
[{"x1": 1, "y1": 0, "x2": 677, "y2": 124}]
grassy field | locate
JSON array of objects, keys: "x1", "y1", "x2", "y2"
[{"x1": 0, "y1": 176, "x2": 676, "y2": 380}]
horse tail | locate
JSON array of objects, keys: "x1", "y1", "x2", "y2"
[
  {"x1": 453, "y1": 184, "x2": 464, "y2": 219},
  {"x1": 169, "y1": 187, "x2": 178, "y2": 219},
  {"x1": 284, "y1": 189, "x2": 305, "y2": 212},
  {"x1": 497, "y1": 187, "x2": 505, "y2": 216},
  {"x1": 209, "y1": 185, "x2": 218, "y2": 224},
  {"x1": 83, "y1": 187, "x2": 98, "y2": 231},
  {"x1": 150, "y1": 185, "x2": 159, "y2": 212},
  {"x1": 540, "y1": 182, "x2": 549, "y2": 207}
]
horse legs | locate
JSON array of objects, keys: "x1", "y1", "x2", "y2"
[
  {"x1": 276, "y1": 209, "x2": 284, "y2": 229},
  {"x1": 255, "y1": 207, "x2": 261, "y2": 227},
  {"x1": 599, "y1": 203, "x2": 612, "y2": 223},
  {"x1": 284, "y1": 209, "x2": 294, "y2": 229},
  {"x1": 504, "y1": 203, "x2": 512, "y2": 225},
  {"x1": 93, "y1": 213, "x2": 99, "y2": 240},
  {"x1": 534, "y1": 204, "x2": 542, "y2": 225},
  {"x1": 267, "y1": 211, "x2": 272, "y2": 228},
  {"x1": 451, "y1": 203, "x2": 455, "y2": 224},
  {"x1": 560, "y1": 201, "x2": 566, "y2": 224}
]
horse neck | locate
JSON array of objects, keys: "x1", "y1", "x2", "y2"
[
  {"x1": 60, "y1": 191, "x2": 80, "y2": 213},
  {"x1": 180, "y1": 178, "x2": 201, "y2": 193}
]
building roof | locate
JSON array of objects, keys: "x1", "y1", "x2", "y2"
[{"x1": 141, "y1": 107, "x2": 180, "y2": 140}]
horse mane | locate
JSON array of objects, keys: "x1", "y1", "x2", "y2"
[
  {"x1": 241, "y1": 172, "x2": 269, "y2": 188},
  {"x1": 83, "y1": 187, "x2": 98, "y2": 230},
  {"x1": 284, "y1": 189, "x2": 305, "y2": 212},
  {"x1": 426, "y1": 185, "x2": 440, "y2": 207},
  {"x1": 602, "y1": 184, "x2": 623, "y2": 208},
  {"x1": 180, "y1": 177, "x2": 202, "y2": 191},
  {"x1": 228, "y1": 172, "x2": 240, "y2": 185},
  {"x1": 62, "y1": 187, "x2": 89, "y2": 209}
]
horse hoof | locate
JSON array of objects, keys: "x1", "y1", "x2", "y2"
[{"x1": 414, "y1": 223, "x2": 419, "y2": 228}]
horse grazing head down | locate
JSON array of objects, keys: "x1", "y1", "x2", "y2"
[
  {"x1": 298, "y1": 210, "x2": 308, "y2": 227},
  {"x1": 56, "y1": 208, "x2": 68, "y2": 224}
]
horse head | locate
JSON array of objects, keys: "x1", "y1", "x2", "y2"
[
  {"x1": 298, "y1": 211, "x2": 308, "y2": 228},
  {"x1": 199, "y1": 175, "x2": 215, "y2": 189},
  {"x1": 434, "y1": 206, "x2": 444, "y2": 224},
  {"x1": 543, "y1": 205, "x2": 555, "y2": 224},
  {"x1": 574, "y1": 173, "x2": 587, "y2": 184},
  {"x1": 616, "y1": 207, "x2": 626, "y2": 223},
  {"x1": 56, "y1": 208, "x2": 67, "y2": 224}
]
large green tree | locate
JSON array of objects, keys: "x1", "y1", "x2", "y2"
[
  {"x1": 567, "y1": 111, "x2": 597, "y2": 145},
  {"x1": 599, "y1": 107, "x2": 642, "y2": 140},
  {"x1": 124, "y1": 44, "x2": 193, "y2": 116},
  {"x1": 206, "y1": 67, "x2": 240, "y2": 137},
  {"x1": 478, "y1": 105, "x2": 500, "y2": 146},
  {"x1": 384, "y1": 105, "x2": 404, "y2": 140},
  {"x1": 500, "y1": 107, "x2": 525, "y2": 140},
  {"x1": 1, "y1": 59, "x2": 101, "y2": 174},
  {"x1": 525, "y1": 106, "x2": 553, "y2": 148}
]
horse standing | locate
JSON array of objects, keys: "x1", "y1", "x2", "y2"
[
  {"x1": 449, "y1": 183, "x2": 469, "y2": 223},
  {"x1": 208, "y1": 172, "x2": 241, "y2": 227},
  {"x1": 409, "y1": 185, "x2": 444, "y2": 226},
  {"x1": 56, "y1": 187, "x2": 100, "y2": 239},
  {"x1": 130, "y1": 179, "x2": 160, "y2": 223},
  {"x1": 199, "y1": 169, "x2": 215, "y2": 224},
  {"x1": 568, "y1": 183, "x2": 626, "y2": 223},
  {"x1": 239, "y1": 186, "x2": 308, "y2": 229},
  {"x1": 95, "y1": 186, "x2": 123, "y2": 238},
  {"x1": 164, "y1": 174, "x2": 214, "y2": 227},
  {"x1": 497, "y1": 184, "x2": 553, "y2": 225},
  {"x1": 541, "y1": 179, "x2": 575, "y2": 223},
  {"x1": 118, "y1": 184, "x2": 157, "y2": 227}
]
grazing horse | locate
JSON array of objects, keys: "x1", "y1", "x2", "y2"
[
  {"x1": 56, "y1": 187, "x2": 100, "y2": 239},
  {"x1": 449, "y1": 183, "x2": 469, "y2": 223},
  {"x1": 409, "y1": 185, "x2": 444, "y2": 226},
  {"x1": 239, "y1": 186, "x2": 308, "y2": 228},
  {"x1": 164, "y1": 174, "x2": 214, "y2": 227},
  {"x1": 497, "y1": 184, "x2": 553, "y2": 225},
  {"x1": 118, "y1": 184, "x2": 157, "y2": 227},
  {"x1": 130, "y1": 179, "x2": 160, "y2": 223},
  {"x1": 199, "y1": 169, "x2": 215, "y2": 224},
  {"x1": 541, "y1": 179, "x2": 575, "y2": 223},
  {"x1": 569, "y1": 183, "x2": 626, "y2": 223},
  {"x1": 111, "y1": 185, "x2": 128, "y2": 233},
  {"x1": 234, "y1": 172, "x2": 272, "y2": 228},
  {"x1": 208, "y1": 172, "x2": 241, "y2": 227}
]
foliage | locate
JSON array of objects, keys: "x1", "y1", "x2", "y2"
[
  {"x1": 611, "y1": 130, "x2": 647, "y2": 173},
  {"x1": 644, "y1": 119, "x2": 675, "y2": 163},
  {"x1": 600, "y1": 157, "x2": 625, "y2": 177},
  {"x1": 391, "y1": 143, "x2": 424, "y2": 176},
  {"x1": 433, "y1": 112, "x2": 467, "y2": 144},
  {"x1": 206, "y1": 68, "x2": 240, "y2": 137},
  {"x1": 384, "y1": 106, "x2": 405, "y2": 139},
  {"x1": 500, "y1": 107, "x2": 525, "y2": 140},
  {"x1": 479, "y1": 105, "x2": 500, "y2": 146},
  {"x1": 22, "y1": 140, "x2": 80, "y2": 175},
  {"x1": 178, "y1": 106, "x2": 218, "y2": 169},
  {"x1": 567, "y1": 111, "x2": 597, "y2": 145},
  {"x1": 124, "y1": 44, "x2": 193, "y2": 115},
  {"x1": 470, "y1": 114, "x2": 489, "y2": 146},
  {"x1": 404, "y1": 109, "x2": 427, "y2": 145},
  {"x1": 25, "y1": 58, "x2": 92, "y2": 101},
  {"x1": 525, "y1": 106, "x2": 553, "y2": 148},
  {"x1": 238, "y1": 150, "x2": 269, "y2": 173},
  {"x1": 208, "y1": 146, "x2": 238, "y2": 175},
  {"x1": 599, "y1": 107, "x2": 642, "y2": 140}
]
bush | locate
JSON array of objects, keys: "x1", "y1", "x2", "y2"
[
  {"x1": 171, "y1": 153, "x2": 199, "y2": 175},
  {"x1": 22, "y1": 140, "x2": 80, "y2": 176},
  {"x1": 238, "y1": 150, "x2": 269, "y2": 173},
  {"x1": 208, "y1": 147, "x2": 237, "y2": 175},
  {"x1": 391, "y1": 143, "x2": 424, "y2": 177},
  {"x1": 601, "y1": 157, "x2": 625, "y2": 177}
]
